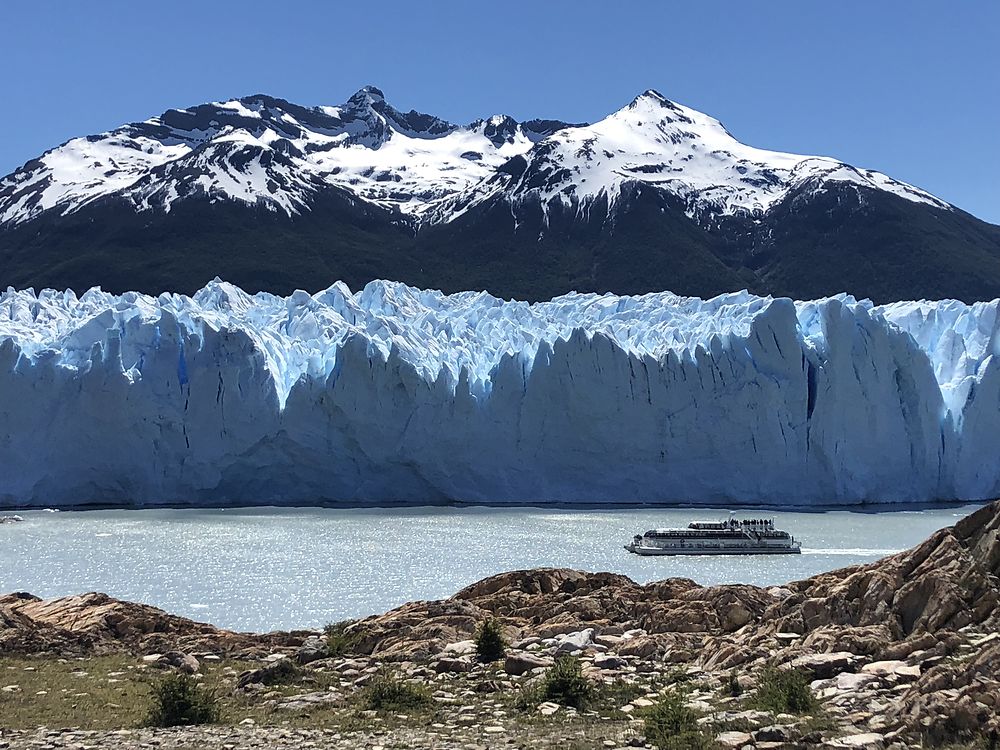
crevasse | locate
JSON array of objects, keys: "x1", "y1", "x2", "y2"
[{"x1": 1, "y1": 279, "x2": 998, "y2": 507}]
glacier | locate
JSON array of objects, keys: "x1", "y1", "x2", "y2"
[{"x1": 1, "y1": 279, "x2": 999, "y2": 508}]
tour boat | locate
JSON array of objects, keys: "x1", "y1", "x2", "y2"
[{"x1": 625, "y1": 515, "x2": 801, "y2": 555}]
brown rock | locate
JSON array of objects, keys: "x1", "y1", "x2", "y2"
[
  {"x1": 716, "y1": 730, "x2": 752, "y2": 748},
  {"x1": 433, "y1": 656, "x2": 473, "y2": 673},
  {"x1": 0, "y1": 590, "x2": 300, "y2": 657},
  {"x1": 503, "y1": 652, "x2": 552, "y2": 676}
]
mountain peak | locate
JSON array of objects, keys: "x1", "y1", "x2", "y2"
[
  {"x1": 622, "y1": 88, "x2": 690, "y2": 120},
  {"x1": 636, "y1": 88, "x2": 669, "y2": 104},
  {"x1": 350, "y1": 85, "x2": 386, "y2": 103}
]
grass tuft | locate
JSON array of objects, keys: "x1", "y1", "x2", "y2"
[
  {"x1": 516, "y1": 656, "x2": 594, "y2": 711},
  {"x1": 749, "y1": 667, "x2": 817, "y2": 714},
  {"x1": 146, "y1": 672, "x2": 220, "y2": 727},
  {"x1": 324, "y1": 620, "x2": 361, "y2": 657},
  {"x1": 361, "y1": 671, "x2": 432, "y2": 712},
  {"x1": 642, "y1": 689, "x2": 712, "y2": 750}
]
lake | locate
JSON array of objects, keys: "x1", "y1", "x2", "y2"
[{"x1": 0, "y1": 504, "x2": 980, "y2": 632}]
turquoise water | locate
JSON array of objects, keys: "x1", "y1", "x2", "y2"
[{"x1": 0, "y1": 504, "x2": 981, "y2": 631}]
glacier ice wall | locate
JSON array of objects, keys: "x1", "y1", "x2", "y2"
[{"x1": 1, "y1": 279, "x2": 999, "y2": 508}]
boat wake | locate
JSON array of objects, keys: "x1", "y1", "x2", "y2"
[{"x1": 801, "y1": 548, "x2": 901, "y2": 556}]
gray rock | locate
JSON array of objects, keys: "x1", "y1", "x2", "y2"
[
  {"x1": 295, "y1": 636, "x2": 328, "y2": 665},
  {"x1": 155, "y1": 651, "x2": 200, "y2": 674},
  {"x1": 441, "y1": 639, "x2": 476, "y2": 656},
  {"x1": 827, "y1": 733, "x2": 886, "y2": 750},
  {"x1": 269, "y1": 690, "x2": 341, "y2": 711},
  {"x1": 860, "y1": 660, "x2": 920, "y2": 681},
  {"x1": 753, "y1": 725, "x2": 795, "y2": 742},
  {"x1": 554, "y1": 628, "x2": 596, "y2": 655},
  {"x1": 236, "y1": 658, "x2": 298, "y2": 689}
]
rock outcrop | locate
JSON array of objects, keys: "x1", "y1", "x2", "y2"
[{"x1": 0, "y1": 591, "x2": 306, "y2": 657}]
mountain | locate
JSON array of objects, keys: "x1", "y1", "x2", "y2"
[{"x1": 2, "y1": 87, "x2": 999, "y2": 301}]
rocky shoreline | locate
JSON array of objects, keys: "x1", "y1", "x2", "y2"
[{"x1": 2, "y1": 501, "x2": 999, "y2": 749}]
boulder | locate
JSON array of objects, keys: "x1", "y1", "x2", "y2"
[
  {"x1": 595, "y1": 634, "x2": 623, "y2": 648},
  {"x1": 554, "y1": 628, "x2": 596, "y2": 655},
  {"x1": 618, "y1": 636, "x2": 661, "y2": 659},
  {"x1": 715, "y1": 731, "x2": 752, "y2": 748},
  {"x1": 296, "y1": 635, "x2": 328, "y2": 664},
  {"x1": 775, "y1": 632, "x2": 801, "y2": 645},
  {"x1": 783, "y1": 651, "x2": 863, "y2": 679},
  {"x1": 155, "y1": 650, "x2": 200, "y2": 674},
  {"x1": 827, "y1": 733, "x2": 886, "y2": 749},
  {"x1": 830, "y1": 672, "x2": 879, "y2": 692},
  {"x1": 504, "y1": 652, "x2": 552, "y2": 676},
  {"x1": 236, "y1": 658, "x2": 298, "y2": 689},
  {"x1": 753, "y1": 725, "x2": 795, "y2": 742},
  {"x1": 861, "y1": 660, "x2": 920, "y2": 681},
  {"x1": 0, "y1": 591, "x2": 295, "y2": 657},
  {"x1": 434, "y1": 656, "x2": 473, "y2": 673},
  {"x1": 537, "y1": 701, "x2": 560, "y2": 716},
  {"x1": 592, "y1": 653, "x2": 627, "y2": 670},
  {"x1": 441, "y1": 639, "x2": 476, "y2": 656},
  {"x1": 721, "y1": 603, "x2": 754, "y2": 631}
]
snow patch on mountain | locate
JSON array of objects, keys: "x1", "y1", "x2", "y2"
[{"x1": 1, "y1": 279, "x2": 997, "y2": 507}]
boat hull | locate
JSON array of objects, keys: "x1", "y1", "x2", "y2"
[{"x1": 624, "y1": 544, "x2": 801, "y2": 556}]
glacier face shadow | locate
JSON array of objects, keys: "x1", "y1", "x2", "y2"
[{"x1": 1, "y1": 279, "x2": 998, "y2": 508}]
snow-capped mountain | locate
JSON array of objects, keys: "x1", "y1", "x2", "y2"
[
  {"x1": 0, "y1": 86, "x2": 578, "y2": 225},
  {"x1": 1, "y1": 86, "x2": 998, "y2": 303},
  {"x1": 0, "y1": 86, "x2": 948, "y2": 227},
  {"x1": 431, "y1": 90, "x2": 949, "y2": 225}
]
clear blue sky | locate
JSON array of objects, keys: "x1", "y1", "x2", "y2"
[{"x1": 2, "y1": 0, "x2": 997, "y2": 222}]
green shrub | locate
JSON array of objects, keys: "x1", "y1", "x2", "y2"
[
  {"x1": 362, "y1": 671, "x2": 431, "y2": 712},
  {"x1": 663, "y1": 667, "x2": 693, "y2": 685},
  {"x1": 725, "y1": 670, "x2": 743, "y2": 697},
  {"x1": 516, "y1": 656, "x2": 595, "y2": 711},
  {"x1": 750, "y1": 667, "x2": 817, "y2": 714},
  {"x1": 324, "y1": 620, "x2": 360, "y2": 657},
  {"x1": 642, "y1": 690, "x2": 712, "y2": 750},
  {"x1": 474, "y1": 618, "x2": 507, "y2": 663},
  {"x1": 920, "y1": 719, "x2": 999, "y2": 749},
  {"x1": 514, "y1": 681, "x2": 546, "y2": 712},
  {"x1": 146, "y1": 672, "x2": 220, "y2": 727}
]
